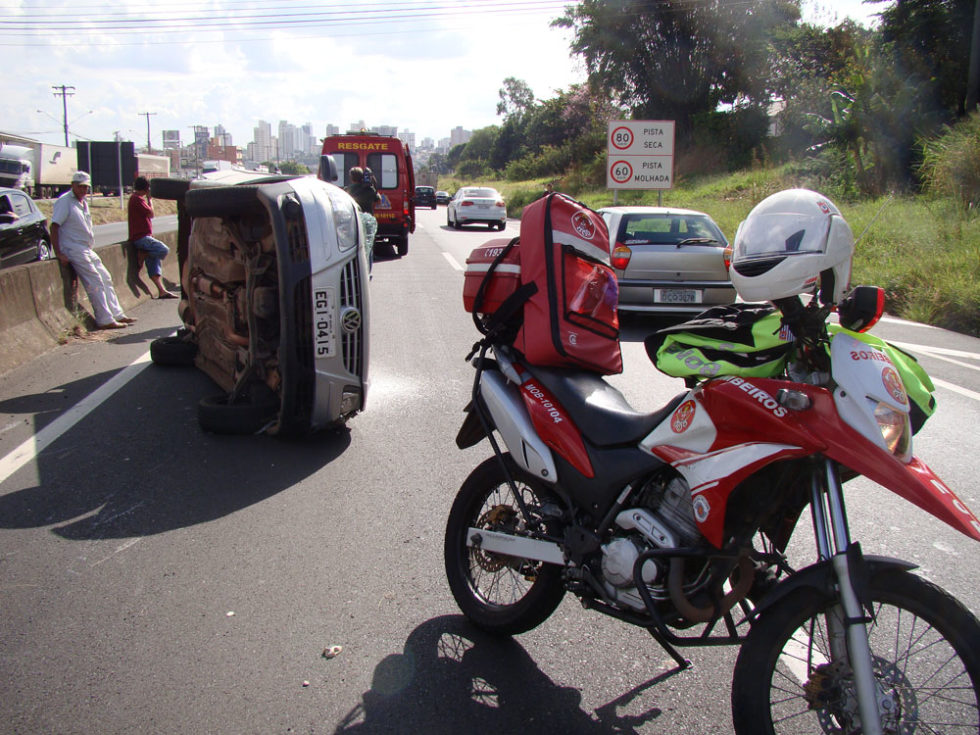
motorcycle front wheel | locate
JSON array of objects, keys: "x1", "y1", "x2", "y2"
[
  {"x1": 444, "y1": 454, "x2": 566, "y2": 636},
  {"x1": 731, "y1": 569, "x2": 980, "y2": 734}
]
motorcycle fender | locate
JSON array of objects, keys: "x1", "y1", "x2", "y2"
[
  {"x1": 749, "y1": 553, "x2": 917, "y2": 621},
  {"x1": 479, "y1": 370, "x2": 558, "y2": 483},
  {"x1": 456, "y1": 401, "x2": 490, "y2": 449}
]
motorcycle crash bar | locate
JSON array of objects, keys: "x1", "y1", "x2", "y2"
[{"x1": 466, "y1": 527, "x2": 565, "y2": 566}]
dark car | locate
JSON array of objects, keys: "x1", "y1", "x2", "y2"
[
  {"x1": 435, "y1": 190, "x2": 450, "y2": 205},
  {"x1": 0, "y1": 187, "x2": 52, "y2": 268},
  {"x1": 414, "y1": 185, "x2": 437, "y2": 209}
]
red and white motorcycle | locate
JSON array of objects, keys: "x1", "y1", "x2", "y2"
[{"x1": 444, "y1": 191, "x2": 980, "y2": 734}]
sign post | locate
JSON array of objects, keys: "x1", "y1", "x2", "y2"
[{"x1": 606, "y1": 120, "x2": 675, "y2": 205}]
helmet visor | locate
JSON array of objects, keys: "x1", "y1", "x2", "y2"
[{"x1": 735, "y1": 213, "x2": 831, "y2": 261}]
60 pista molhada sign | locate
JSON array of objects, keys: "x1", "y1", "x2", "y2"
[{"x1": 606, "y1": 120, "x2": 675, "y2": 190}]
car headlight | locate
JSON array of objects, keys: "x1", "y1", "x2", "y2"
[
  {"x1": 874, "y1": 401, "x2": 911, "y2": 460},
  {"x1": 327, "y1": 187, "x2": 358, "y2": 252}
]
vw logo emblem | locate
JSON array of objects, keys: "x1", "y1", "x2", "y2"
[{"x1": 340, "y1": 306, "x2": 362, "y2": 334}]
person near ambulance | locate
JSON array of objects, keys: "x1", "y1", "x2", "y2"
[
  {"x1": 51, "y1": 171, "x2": 136, "y2": 330},
  {"x1": 346, "y1": 166, "x2": 381, "y2": 272}
]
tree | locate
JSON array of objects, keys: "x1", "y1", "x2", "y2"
[
  {"x1": 279, "y1": 161, "x2": 309, "y2": 175},
  {"x1": 877, "y1": 0, "x2": 974, "y2": 117},
  {"x1": 459, "y1": 127, "x2": 498, "y2": 164},
  {"x1": 496, "y1": 77, "x2": 535, "y2": 118},
  {"x1": 554, "y1": 0, "x2": 800, "y2": 141}
]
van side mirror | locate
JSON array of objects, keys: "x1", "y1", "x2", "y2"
[
  {"x1": 837, "y1": 285, "x2": 885, "y2": 333},
  {"x1": 318, "y1": 155, "x2": 338, "y2": 183}
]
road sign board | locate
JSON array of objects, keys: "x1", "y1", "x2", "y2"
[{"x1": 606, "y1": 120, "x2": 675, "y2": 190}]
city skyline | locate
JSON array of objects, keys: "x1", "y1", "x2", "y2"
[{"x1": 155, "y1": 119, "x2": 472, "y2": 164}]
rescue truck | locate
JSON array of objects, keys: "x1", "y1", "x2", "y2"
[{"x1": 321, "y1": 133, "x2": 415, "y2": 256}]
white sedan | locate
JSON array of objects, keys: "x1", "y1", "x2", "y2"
[{"x1": 447, "y1": 187, "x2": 507, "y2": 231}]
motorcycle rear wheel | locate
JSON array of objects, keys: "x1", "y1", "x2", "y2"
[
  {"x1": 731, "y1": 569, "x2": 980, "y2": 734},
  {"x1": 444, "y1": 454, "x2": 566, "y2": 636}
]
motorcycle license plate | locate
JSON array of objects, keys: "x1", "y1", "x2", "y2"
[
  {"x1": 655, "y1": 288, "x2": 702, "y2": 304},
  {"x1": 313, "y1": 287, "x2": 336, "y2": 358}
]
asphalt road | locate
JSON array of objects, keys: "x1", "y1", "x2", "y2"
[
  {"x1": 1, "y1": 206, "x2": 978, "y2": 734},
  {"x1": 94, "y1": 214, "x2": 178, "y2": 247}
]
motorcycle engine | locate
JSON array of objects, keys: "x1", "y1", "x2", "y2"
[
  {"x1": 642, "y1": 475, "x2": 701, "y2": 547},
  {"x1": 600, "y1": 475, "x2": 703, "y2": 610}
]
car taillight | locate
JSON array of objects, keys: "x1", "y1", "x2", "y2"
[
  {"x1": 495, "y1": 201, "x2": 505, "y2": 207},
  {"x1": 461, "y1": 200, "x2": 474, "y2": 207},
  {"x1": 611, "y1": 245, "x2": 631, "y2": 270},
  {"x1": 723, "y1": 243, "x2": 733, "y2": 271}
]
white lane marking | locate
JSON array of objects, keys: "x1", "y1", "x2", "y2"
[
  {"x1": 880, "y1": 314, "x2": 939, "y2": 329},
  {"x1": 0, "y1": 351, "x2": 153, "y2": 486},
  {"x1": 931, "y1": 377, "x2": 980, "y2": 402},
  {"x1": 443, "y1": 252, "x2": 463, "y2": 272},
  {"x1": 888, "y1": 340, "x2": 980, "y2": 364}
]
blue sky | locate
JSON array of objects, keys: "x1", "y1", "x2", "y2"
[{"x1": 4, "y1": 0, "x2": 883, "y2": 151}]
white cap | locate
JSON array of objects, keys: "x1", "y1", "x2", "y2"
[{"x1": 71, "y1": 171, "x2": 92, "y2": 185}]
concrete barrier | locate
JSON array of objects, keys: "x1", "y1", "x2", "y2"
[{"x1": 0, "y1": 231, "x2": 180, "y2": 376}]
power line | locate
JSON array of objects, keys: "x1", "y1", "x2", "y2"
[
  {"x1": 2, "y1": 0, "x2": 756, "y2": 48},
  {"x1": 3, "y1": 0, "x2": 573, "y2": 33}
]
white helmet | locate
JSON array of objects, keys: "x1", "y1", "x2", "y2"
[{"x1": 730, "y1": 189, "x2": 854, "y2": 304}]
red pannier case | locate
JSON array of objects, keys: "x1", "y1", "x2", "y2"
[
  {"x1": 515, "y1": 193, "x2": 622, "y2": 374},
  {"x1": 463, "y1": 238, "x2": 520, "y2": 314}
]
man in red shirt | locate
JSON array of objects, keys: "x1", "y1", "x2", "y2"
[{"x1": 128, "y1": 176, "x2": 178, "y2": 299}]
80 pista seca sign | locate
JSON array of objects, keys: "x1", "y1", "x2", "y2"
[{"x1": 606, "y1": 120, "x2": 675, "y2": 190}]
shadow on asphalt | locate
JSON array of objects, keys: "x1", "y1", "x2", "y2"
[
  {"x1": 0, "y1": 350, "x2": 352, "y2": 539},
  {"x1": 333, "y1": 615, "x2": 686, "y2": 734}
]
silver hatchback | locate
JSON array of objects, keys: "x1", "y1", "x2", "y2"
[{"x1": 598, "y1": 206, "x2": 735, "y2": 315}]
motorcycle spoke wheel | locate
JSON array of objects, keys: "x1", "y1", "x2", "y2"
[
  {"x1": 444, "y1": 454, "x2": 565, "y2": 635},
  {"x1": 732, "y1": 570, "x2": 980, "y2": 734}
]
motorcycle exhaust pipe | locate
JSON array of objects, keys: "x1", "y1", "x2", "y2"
[{"x1": 466, "y1": 527, "x2": 565, "y2": 566}]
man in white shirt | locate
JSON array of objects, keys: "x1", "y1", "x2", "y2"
[{"x1": 51, "y1": 171, "x2": 136, "y2": 330}]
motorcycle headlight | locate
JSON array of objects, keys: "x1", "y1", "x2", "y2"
[
  {"x1": 874, "y1": 401, "x2": 911, "y2": 461},
  {"x1": 327, "y1": 188, "x2": 359, "y2": 252}
]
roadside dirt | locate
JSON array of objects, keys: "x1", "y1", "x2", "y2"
[{"x1": 37, "y1": 195, "x2": 179, "y2": 226}]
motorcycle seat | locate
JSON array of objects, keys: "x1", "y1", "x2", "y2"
[{"x1": 525, "y1": 364, "x2": 686, "y2": 448}]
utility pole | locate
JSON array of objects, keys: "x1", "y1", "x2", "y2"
[
  {"x1": 138, "y1": 111, "x2": 157, "y2": 152},
  {"x1": 52, "y1": 84, "x2": 75, "y2": 147}
]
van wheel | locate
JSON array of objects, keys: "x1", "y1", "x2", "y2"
[
  {"x1": 197, "y1": 393, "x2": 278, "y2": 434},
  {"x1": 150, "y1": 336, "x2": 197, "y2": 366},
  {"x1": 397, "y1": 234, "x2": 409, "y2": 256},
  {"x1": 186, "y1": 186, "x2": 263, "y2": 218},
  {"x1": 150, "y1": 178, "x2": 192, "y2": 201}
]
